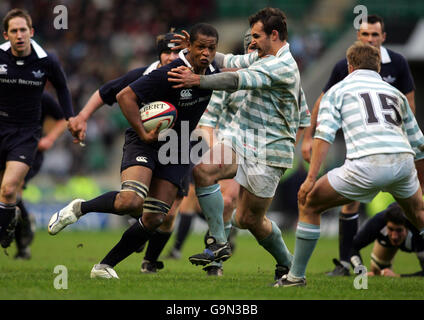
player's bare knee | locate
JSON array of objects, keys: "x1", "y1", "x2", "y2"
[
  {"x1": 0, "y1": 183, "x2": 18, "y2": 201},
  {"x1": 223, "y1": 194, "x2": 236, "y2": 212},
  {"x1": 142, "y1": 212, "x2": 165, "y2": 230},
  {"x1": 115, "y1": 191, "x2": 144, "y2": 213},
  {"x1": 141, "y1": 197, "x2": 171, "y2": 230},
  {"x1": 237, "y1": 212, "x2": 257, "y2": 230},
  {"x1": 299, "y1": 199, "x2": 321, "y2": 221},
  {"x1": 160, "y1": 213, "x2": 176, "y2": 231}
]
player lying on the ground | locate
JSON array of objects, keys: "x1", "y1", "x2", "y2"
[{"x1": 348, "y1": 203, "x2": 424, "y2": 277}]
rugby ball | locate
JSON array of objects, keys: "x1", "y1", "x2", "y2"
[{"x1": 140, "y1": 101, "x2": 177, "y2": 132}]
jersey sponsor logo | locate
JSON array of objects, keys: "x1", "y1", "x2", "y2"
[
  {"x1": 136, "y1": 156, "x2": 148, "y2": 163},
  {"x1": 180, "y1": 89, "x2": 192, "y2": 100},
  {"x1": 382, "y1": 75, "x2": 396, "y2": 83},
  {"x1": 0, "y1": 64, "x2": 7, "y2": 75},
  {"x1": 32, "y1": 70, "x2": 45, "y2": 79}
]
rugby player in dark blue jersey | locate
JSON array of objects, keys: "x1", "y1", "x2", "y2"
[
  {"x1": 349, "y1": 203, "x2": 424, "y2": 277},
  {"x1": 15, "y1": 92, "x2": 67, "y2": 259},
  {"x1": 48, "y1": 23, "x2": 219, "y2": 279},
  {"x1": 299, "y1": 15, "x2": 420, "y2": 276},
  {"x1": 65, "y1": 32, "x2": 184, "y2": 274},
  {"x1": 0, "y1": 9, "x2": 73, "y2": 249}
]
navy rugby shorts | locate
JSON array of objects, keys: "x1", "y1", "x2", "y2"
[
  {"x1": 24, "y1": 151, "x2": 44, "y2": 185},
  {"x1": 0, "y1": 125, "x2": 41, "y2": 170},
  {"x1": 121, "y1": 128, "x2": 192, "y2": 193}
]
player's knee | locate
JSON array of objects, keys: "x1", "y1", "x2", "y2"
[
  {"x1": 223, "y1": 193, "x2": 236, "y2": 211},
  {"x1": 159, "y1": 213, "x2": 176, "y2": 232},
  {"x1": 0, "y1": 183, "x2": 18, "y2": 201},
  {"x1": 115, "y1": 191, "x2": 144, "y2": 214},
  {"x1": 236, "y1": 212, "x2": 257, "y2": 230},
  {"x1": 299, "y1": 195, "x2": 321, "y2": 220},
  {"x1": 141, "y1": 197, "x2": 171, "y2": 230}
]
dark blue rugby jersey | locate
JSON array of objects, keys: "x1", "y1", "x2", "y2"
[
  {"x1": 129, "y1": 51, "x2": 218, "y2": 147},
  {"x1": 0, "y1": 40, "x2": 73, "y2": 126},
  {"x1": 41, "y1": 91, "x2": 65, "y2": 123},
  {"x1": 323, "y1": 47, "x2": 415, "y2": 94},
  {"x1": 99, "y1": 62, "x2": 160, "y2": 105},
  {"x1": 352, "y1": 203, "x2": 424, "y2": 256}
]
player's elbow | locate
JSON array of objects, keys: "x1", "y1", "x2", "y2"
[
  {"x1": 116, "y1": 86, "x2": 135, "y2": 106},
  {"x1": 116, "y1": 88, "x2": 127, "y2": 105}
]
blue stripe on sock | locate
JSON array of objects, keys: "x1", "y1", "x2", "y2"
[
  {"x1": 296, "y1": 222, "x2": 320, "y2": 240},
  {"x1": 196, "y1": 185, "x2": 221, "y2": 198}
]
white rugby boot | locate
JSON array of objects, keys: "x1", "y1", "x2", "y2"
[
  {"x1": 48, "y1": 199, "x2": 84, "y2": 235},
  {"x1": 90, "y1": 264, "x2": 119, "y2": 279}
]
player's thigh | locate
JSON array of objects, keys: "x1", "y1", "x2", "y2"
[
  {"x1": 201, "y1": 142, "x2": 236, "y2": 167},
  {"x1": 121, "y1": 165, "x2": 153, "y2": 186},
  {"x1": 415, "y1": 158, "x2": 424, "y2": 190},
  {"x1": 304, "y1": 174, "x2": 353, "y2": 215},
  {"x1": 394, "y1": 187, "x2": 424, "y2": 227},
  {"x1": 194, "y1": 143, "x2": 237, "y2": 182}
]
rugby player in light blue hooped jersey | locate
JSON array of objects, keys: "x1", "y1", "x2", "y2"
[
  {"x1": 168, "y1": 7, "x2": 311, "y2": 283},
  {"x1": 274, "y1": 41, "x2": 424, "y2": 287}
]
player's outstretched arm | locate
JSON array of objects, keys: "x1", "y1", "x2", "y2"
[
  {"x1": 168, "y1": 67, "x2": 238, "y2": 90},
  {"x1": 38, "y1": 119, "x2": 67, "y2": 151},
  {"x1": 68, "y1": 90, "x2": 104, "y2": 144}
]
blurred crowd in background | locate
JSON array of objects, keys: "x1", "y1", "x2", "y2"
[
  {"x1": 1, "y1": 0, "x2": 326, "y2": 178},
  {"x1": 2, "y1": 0, "x2": 423, "y2": 229}
]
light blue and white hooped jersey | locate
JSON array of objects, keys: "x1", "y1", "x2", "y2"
[
  {"x1": 220, "y1": 43, "x2": 311, "y2": 168},
  {"x1": 316, "y1": 69, "x2": 424, "y2": 160},
  {"x1": 198, "y1": 89, "x2": 245, "y2": 141}
]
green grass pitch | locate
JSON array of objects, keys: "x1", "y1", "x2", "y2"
[{"x1": 0, "y1": 229, "x2": 423, "y2": 300}]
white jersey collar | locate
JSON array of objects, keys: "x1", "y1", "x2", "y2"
[
  {"x1": 179, "y1": 49, "x2": 215, "y2": 73},
  {"x1": 275, "y1": 42, "x2": 290, "y2": 57},
  {"x1": 143, "y1": 60, "x2": 160, "y2": 75},
  {"x1": 0, "y1": 39, "x2": 47, "y2": 59},
  {"x1": 348, "y1": 69, "x2": 382, "y2": 80},
  {"x1": 380, "y1": 46, "x2": 391, "y2": 64}
]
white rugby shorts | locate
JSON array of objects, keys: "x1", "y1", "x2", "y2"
[
  {"x1": 327, "y1": 153, "x2": 419, "y2": 203},
  {"x1": 235, "y1": 157, "x2": 286, "y2": 198}
]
